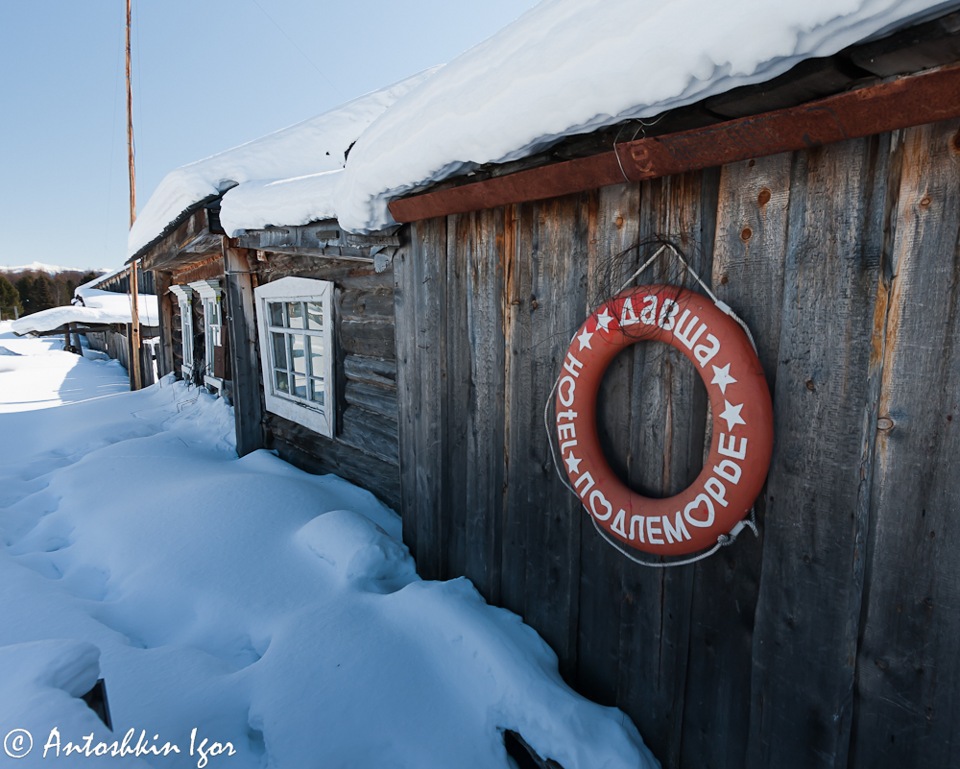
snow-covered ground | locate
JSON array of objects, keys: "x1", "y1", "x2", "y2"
[{"x1": 0, "y1": 324, "x2": 657, "y2": 769}]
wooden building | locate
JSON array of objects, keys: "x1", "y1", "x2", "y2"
[
  {"x1": 63, "y1": 267, "x2": 159, "y2": 386},
  {"x1": 126, "y1": 78, "x2": 426, "y2": 510},
  {"x1": 229, "y1": 224, "x2": 402, "y2": 508},
  {"x1": 135, "y1": 197, "x2": 233, "y2": 396},
  {"x1": 370, "y1": 12, "x2": 960, "y2": 769},
  {"x1": 131, "y1": 207, "x2": 402, "y2": 509},
  {"x1": 127, "y1": 6, "x2": 960, "y2": 768}
]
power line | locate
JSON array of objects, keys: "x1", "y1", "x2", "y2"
[{"x1": 247, "y1": 0, "x2": 345, "y2": 100}]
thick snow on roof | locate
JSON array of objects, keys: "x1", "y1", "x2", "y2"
[
  {"x1": 74, "y1": 288, "x2": 160, "y2": 325},
  {"x1": 219, "y1": 169, "x2": 343, "y2": 235},
  {"x1": 335, "y1": 0, "x2": 960, "y2": 232},
  {"x1": 128, "y1": 69, "x2": 437, "y2": 258},
  {"x1": 11, "y1": 290, "x2": 159, "y2": 335}
]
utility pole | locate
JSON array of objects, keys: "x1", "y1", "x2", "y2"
[{"x1": 126, "y1": 0, "x2": 142, "y2": 390}]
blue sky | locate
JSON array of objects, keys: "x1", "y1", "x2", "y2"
[{"x1": 0, "y1": 1, "x2": 536, "y2": 272}]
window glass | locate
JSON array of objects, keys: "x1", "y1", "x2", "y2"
[
  {"x1": 292, "y1": 374, "x2": 307, "y2": 399},
  {"x1": 306, "y1": 302, "x2": 323, "y2": 330},
  {"x1": 269, "y1": 302, "x2": 284, "y2": 327},
  {"x1": 274, "y1": 370, "x2": 289, "y2": 394},
  {"x1": 287, "y1": 302, "x2": 304, "y2": 330},
  {"x1": 291, "y1": 334, "x2": 306, "y2": 375},
  {"x1": 309, "y1": 378, "x2": 325, "y2": 405},
  {"x1": 307, "y1": 336, "x2": 324, "y2": 376},
  {"x1": 271, "y1": 333, "x2": 287, "y2": 369}
]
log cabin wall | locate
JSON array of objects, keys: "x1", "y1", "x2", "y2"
[
  {"x1": 139, "y1": 204, "x2": 227, "y2": 389},
  {"x1": 245, "y1": 248, "x2": 401, "y2": 510},
  {"x1": 396, "y1": 118, "x2": 960, "y2": 769}
]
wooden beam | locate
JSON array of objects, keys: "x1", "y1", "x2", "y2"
[
  {"x1": 389, "y1": 62, "x2": 960, "y2": 223},
  {"x1": 222, "y1": 242, "x2": 265, "y2": 456},
  {"x1": 154, "y1": 271, "x2": 175, "y2": 377}
]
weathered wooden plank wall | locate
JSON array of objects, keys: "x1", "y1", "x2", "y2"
[
  {"x1": 396, "y1": 117, "x2": 960, "y2": 769},
  {"x1": 851, "y1": 120, "x2": 960, "y2": 769},
  {"x1": 254, "y1": 252, "x2": 401, "y2": 510}
]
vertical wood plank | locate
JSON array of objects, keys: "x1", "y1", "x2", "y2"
[
  {"x1": 679, "y1": 153, "x2": 793, "y2": 769},
  {"x1": 500, "y1": 202, "x2": 531, "y2": 616},
  {"x1": 611, "y1": 171, "x2": 714, "y2": 768},
  {"x1": 393, "y1": 242, "x2": 417, "y2": 531},
  {"x1": 222, "y1": 245, "x2": 265, "y2": 457},
  {"x1": 444, "y1": 213, "x2": 472, "y2": 581},
  {"x1": 502, "y1": 194, "x2": 591, "y2": 676},
  {"x1": 853, "y1": 119, "x2": 960, "y2": 769},
  {"x1": 154, "y1": 270, "x2": 175, "y2": 378},
  {"x1": 396, "y1": 220, "x2": 447, "y2": 578},
  {"x1": 746, "y1": 135, "x2": 891, "y2": 769},
  {"x1": 462, "y1": 207, "x2": 507, "y2": 602},
  {"x1": 576, "y1": 181, "x2": 640, "y2": 706}
]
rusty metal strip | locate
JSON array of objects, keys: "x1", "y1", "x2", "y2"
[{"x1": 389, "y1": 63, "x2": 960, "y2": 223}]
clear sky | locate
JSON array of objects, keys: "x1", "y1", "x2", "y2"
[{"x1": 0, "y1": 1, "x2": 537, "y2": 273}]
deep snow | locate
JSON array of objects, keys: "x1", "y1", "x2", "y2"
[{"x1": 0, "y1": 326, "x2": 658, "y2": 769}]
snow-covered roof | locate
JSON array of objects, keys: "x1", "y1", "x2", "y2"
[
  {"x1": 74, "y1": 288, "x2": 159, "y2": 324},
  {"x1": 128, "y1": 69, "x2": 438, "y2": 258},
  {"x1": 219, "y1": 169, "x2": 343, "y2": 236},
  {"x1": 11, "y1": 291, "x2": 159, "y2": 335},
  {"x1": 75, "y1": 264, "x2": 126, "y2": 292},
  {"x1": 127, "y1": 0, "x2": 960, "y2": 245},
  {"x1": 334, "y1": 0, "x2": 960, "y2": 232}
]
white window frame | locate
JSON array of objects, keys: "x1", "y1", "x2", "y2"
[
  {"x1": 189, "y1": 280, "x2": 224, "y2": 393},
  {"x1": 168, "y1": 284, "x2": 195, "y2": 381},
  {"x1": 254, "y1": 276, "x2": 336, "y2": 438}
]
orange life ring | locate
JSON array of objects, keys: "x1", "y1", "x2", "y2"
[{"x1": 555, "y1": 285, "x2": 773, "y2": 557}]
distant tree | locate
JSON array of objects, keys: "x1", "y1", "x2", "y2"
[
  {"x1": 15, "y1": 275, "x2": 34, "y2": 312},
  {"x1": 0, "y1": 275, "x2": 22, "y2": 319},
  {"x1": 17, "y1": 273, "x2": 57, "y2": 315},
  {"x1": 32, "y1": 274, "x2": 57, "y2": 312}
]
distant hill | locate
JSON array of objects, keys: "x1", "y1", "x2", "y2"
[
  {"x1": 0, "y1": 266, "x2": 108, "y2": 320},
  {"x1": 1, "y1": 262, "x2": 112, "y2": 276}
]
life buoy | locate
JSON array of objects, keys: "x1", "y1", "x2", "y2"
[{"x1": 555, "y1": 285, "x2": 773, "y2": 557}]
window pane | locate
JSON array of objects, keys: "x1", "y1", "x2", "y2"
[
  {"x1": 290, "y1": 334, "x2": 306, "y2": 375},
  {"x1": 306, "y1": 302, "x2": 323, "y2": 330},
  {"x1": 271, "y1": 333, "x2": 287, "y2": 369},
  {"x1": 293, "y1": 374, "x2": 307, "y2": 399},
  {"x1": 306, "y1": 336, "x2": 324, "y2": 378},
  {"x1": 274, "y1": 370, "x2": 289, "y2": 394},
  {"x1": 287, "y1": 302, "x2": 304, "y2": 329},
  {"x1": 309, "y1": 378, "x2": 325, "y2": 405},
  {"x1": 268, "y1": 302, "x2": 284, "y2": 327}
]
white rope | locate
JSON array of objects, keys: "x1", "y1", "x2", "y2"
[
  {"x1": 543, "y1": 241, "x2": 761, "y2": 568},
  {"x1": 632, "y1": 243, "x2": 760, "y2": 355}
]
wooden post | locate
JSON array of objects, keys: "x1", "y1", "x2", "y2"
[
  {"x1": 125, "y1": 0, "x2": 142, "y2": 391},
  {"x1": 125, "y1": 0, "x2": 136, "y2": 229},
  {"x1": 154, "y1": 271, "x2": 175, "y2": 378},
  {"x1": 222, "y1": 241, "x2": 265, "y2": 456}
]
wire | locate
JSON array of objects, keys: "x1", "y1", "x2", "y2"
[{"x1": 247, "y1": 0, "x2": 345, "y2": 100}]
